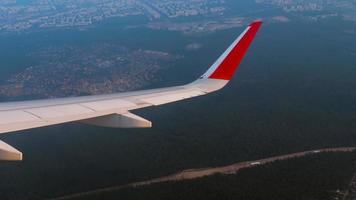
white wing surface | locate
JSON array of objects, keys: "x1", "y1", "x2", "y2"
[{"x1": 0, "y1": 21, "x2": 263, "y2": 160}]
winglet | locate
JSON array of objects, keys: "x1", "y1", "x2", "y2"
[{"x1": 201, "y1": 20, "x2": 262, "y2": 80}]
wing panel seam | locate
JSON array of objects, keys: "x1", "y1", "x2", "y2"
[
  {"x1": 78, "y1": 104, "x2": 97, "y2": 112},
  {"x1": 22, "y1": 110, "x2": 46, "y2": 121}
]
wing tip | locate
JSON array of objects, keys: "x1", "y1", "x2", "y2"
[
  {"x1": 203, "y1": 20, "x2": 263, "y2": 81},
  {"x1": 250, "y1": 20, "x2": 263, "y2": 27}
]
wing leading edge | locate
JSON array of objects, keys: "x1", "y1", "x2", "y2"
[{"x1": 0, "y1": 21, "x2": 262, "y2": 160}]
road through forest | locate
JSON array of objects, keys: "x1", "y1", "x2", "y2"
[{"x1": 52, "y1": 147, "x2": 356, "y2": 200}]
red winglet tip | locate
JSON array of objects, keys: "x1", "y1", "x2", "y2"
[
  {"x1": 207, "y1": 20, "x2": 263, "y2": 80},
  {"x1": 250, "y1": 20, "x2": 263, "y2": 27}
]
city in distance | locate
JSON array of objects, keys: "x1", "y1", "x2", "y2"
[{"x1": 1, "y1": 0, "x2": 356, "y2": 200}]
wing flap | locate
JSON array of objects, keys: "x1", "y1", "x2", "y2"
[
  {"x1": 25, "y1": 104, "x2": 94, "y2": 119},
  {"x1": 0, "y1": 109, "x2": 118, "y2": 134},
  {"x1": 0, "y1": 110, "x2": 42, "y2": 125}
]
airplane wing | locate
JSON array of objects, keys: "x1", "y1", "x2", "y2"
[{"x1": 0, "y1": 21, "x2": 262, "y2": 161}]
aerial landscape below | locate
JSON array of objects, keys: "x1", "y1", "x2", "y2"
[{"x1": 1, "y1": 0, "x2": 356, "y2": 200}]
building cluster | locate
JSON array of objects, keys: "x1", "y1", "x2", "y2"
[
  {"x1": 147, "y1": 16, "x2": 244, "y2": 34},
  {"x1": 146, "y1": 0, "x2": 225, "y2": 18},
  {"x1": 0, "y1": 44, "x2": 179, "y2": 98},
  {"x1": 256, "y1": 0, "x2": 356, "y2": 13},
  {"x1": 0, "y1": 0, "x2": 144, "y2": 32},
  {"x1": 256, "y1": 0, "x2": 325, "y2": 12},
  {"x1": 0, "y1": 0, "x2": 226, "y2": 33}
]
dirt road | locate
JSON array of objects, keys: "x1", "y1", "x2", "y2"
[{"x1": 52, "y1": 147, "x2": 356, "y2": 200}]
